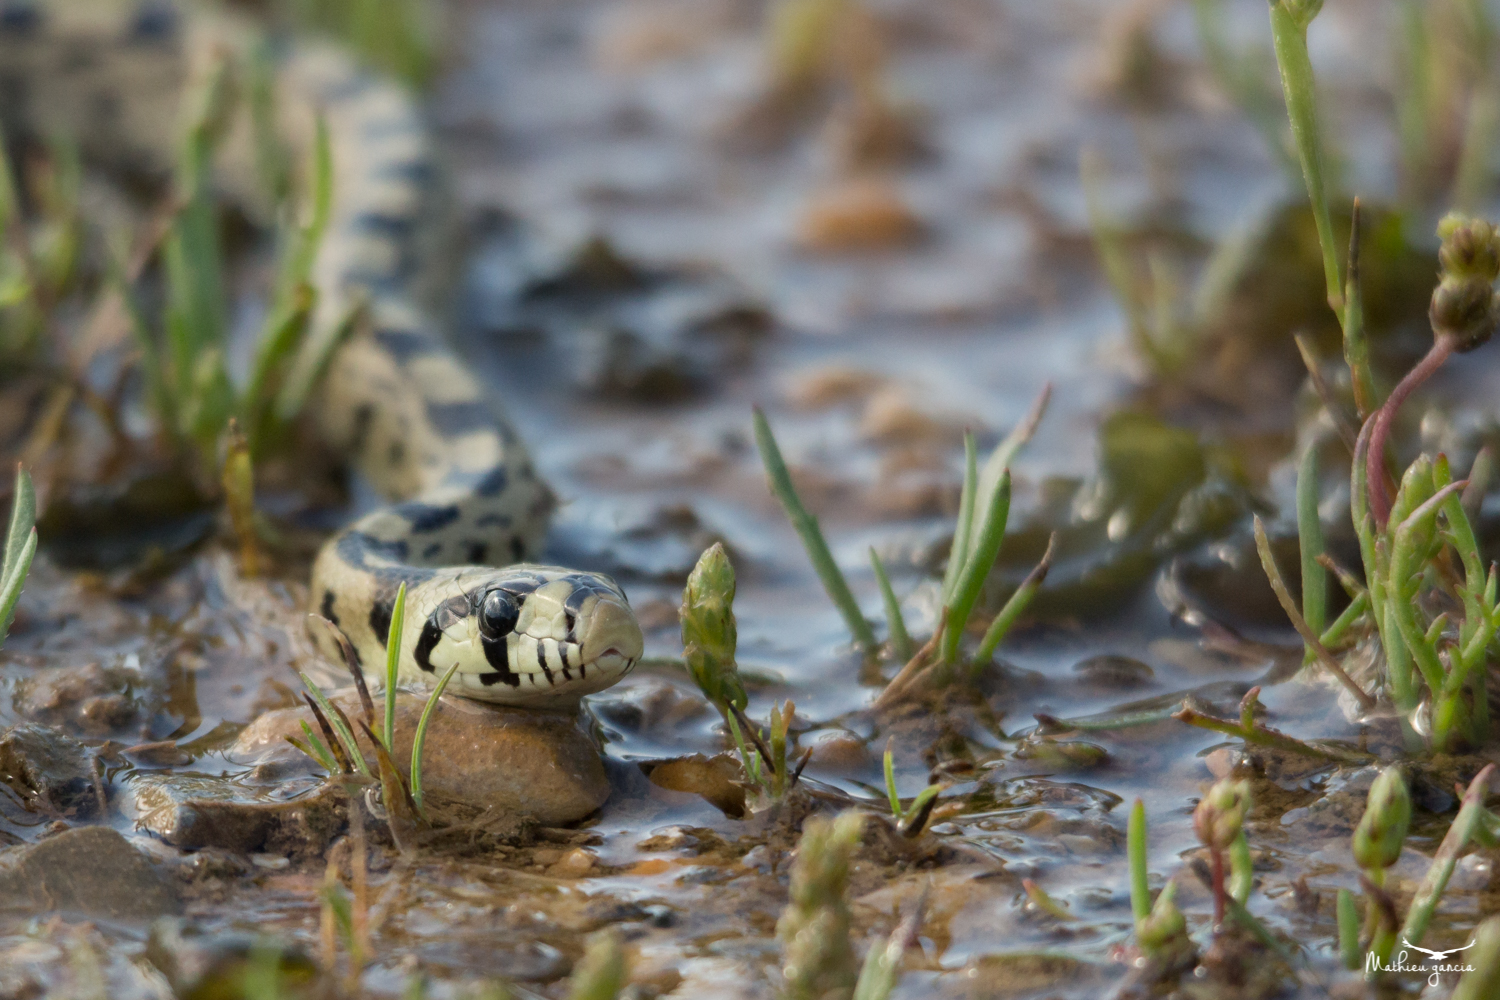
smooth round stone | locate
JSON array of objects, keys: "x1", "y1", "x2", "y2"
[{"x1": 233, "y1": 691, "x2": 609, "y2": 825}]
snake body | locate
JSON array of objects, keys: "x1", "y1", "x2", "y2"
[{"x1": 1, "y1": 0, "x2": 643, "y2": 707}]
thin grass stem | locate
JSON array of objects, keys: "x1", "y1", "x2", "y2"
[
  {"x1": 410, "y1": 659, "x2": 462, "y2": 814},
  {"x1": 752, "y1": 408, "x2": 875, "y2": 648},
  {"x1": 869, "y1": 549, "x2": 913, "y2": 662}
]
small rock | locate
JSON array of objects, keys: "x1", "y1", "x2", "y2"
[
  {"x1": 859, "y1": 387, "x2": 960, "y2": 446},
  {"x1": 0, "y1": 826, "x2": 179, "y2": 920},
  {"x1": 13, "y1": 662, "x2": 149, "y2": 736},
  {"x1": 547, "y1": 847, "x2": 595, "y2": 878},
  {"x1": 0, "y1": 723, "x2": 102, "y2": 818},
  {"x1": 233, "y1": 692, "x2": 610, "y2": 825},
  {"x1": 249, "y1": 853, "x2": 290, "y2": 869},
  {"x1": 646, "y1": 754, "x2": 746, "y2": 817},
  {"x1": 798, "y1": 178, "x2": 924, "y2": 252},
  {"x1": 129, "y1": 770, "x2": 345, "y2": 855},
  {"x1": 1071, "y1": 654, "x2": 1155, "y2": 690},
  {"x1": 786, "y1": 366, "x2": 887, "y2": 410}
]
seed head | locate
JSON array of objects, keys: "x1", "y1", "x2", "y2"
[
  {"x1": 1193, "y1": 778, "x2": 1251, "y2": 852},
  {"x1": 1433, "y1": 214, "x2": 1500, "y2": 351}
]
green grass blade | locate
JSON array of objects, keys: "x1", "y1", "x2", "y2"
[
  {"x1": 942, "y1": 433, "x2": 977, "y2": 604},
  {"x1": 1128, "y1": 799, "x2": 1150, "y2": 923},
  {"x1": 971, "y1": 531, "x2": 1054, "y2": 670},
  {"x1": 882, "y1": 747, "x2": 901, "y2": 818},
  {"x1": 295, "y1": 720, "x2": 340, "y2": 773},
  {"x1": 1336, "y1": 887, "x2": 1360, "y2": 970},
  {"x1": 3, "y1": 465, "x2": 35, "y2": 581},
  {"x1": 1400, "y1": 764, "x2": 1495, "y2": 947},
  {"x1": 0, "y1": 528, "x2": 36, "y2": 646},
  {"x1": 276, "y1": 296, "x2": 364, "y2": 424},
  {"x1": 752, "y1": 408, "x2": 875, "y2": 647},
  {"x1": 297, "y1": 672, "x2": 371, "y2": 777},
  {"x1": 1296, "y1": 445, "x2": 1327, "y2": 644},
  {"x1": 940, "y1": 470, "x2": 1011, "y2": 665},
  {"x1": 1268, "y1": 0, "x2": 1341, "y2": 314},
  {"x1": 410, "y1": 659, "x2": 462, "y2": 814},
  {"x1": 971, "y1": 384, "x2": 1050, "y2": 563},
  {"x1": 384, "y1": 581, "x2": 407, "y2": 751},
  {"x1": 869, "y1": 548, "x2": 912, "y2": 662}
]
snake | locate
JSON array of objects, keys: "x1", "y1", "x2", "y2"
[{"x1": 0, "y1": 0, "x2": 645, "y2": 708}]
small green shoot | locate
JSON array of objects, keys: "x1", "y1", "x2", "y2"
[
  {"x1": 566, "y1": 929, "x2": 629, "y2": 1000},
  {"x1": 221, "y1": 420, "x2": 261, "y2": 577},
  {"x1": 776, "y1": 811, "x2": 864, "y2": 1000},
  {"x1": 851, "y1": 897, "x2": 924, "y2": 1000},
  {"x1": 1021, "y1": 879, "x2": 1074, "y2": 922},
  {"x1": 0, "y1": 464, "x2": 38, "y2": 648},
  {"x1": 881, "y1": 745, "x2": 941, "y2": 837},
  {"x1": 1453, "y1": 914, "x2": 1500, "y2": 1000}
]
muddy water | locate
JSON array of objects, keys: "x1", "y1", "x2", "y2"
[{"x1": 2, "y1": 0, "x2": 1499, "y2": 997}]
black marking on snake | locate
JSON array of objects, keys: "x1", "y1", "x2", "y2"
[
  {"x1": 474, "y1": 466, "x2": 508, "y2": 497},
  {"x1": 373, "y1": 159, "x2": 435, "y2": 185},
  {"x1": 565, "y1": 579, "x2": 619, "y2": 611},
  {"x1": 564, "y1": 609, "x2": 578, "y2": 638},
  {"x1": 426, "y1": 400, "x2": 492, "y2": 436},
  {"x1": 536, "y1": 642, "x2": 555, "y2": 684},
  {"x1": 464, "y1": 542, "x2": 487, "y2": 563},
  {"x1": 494, "y1": 575, "x2": 543, "y2": 598},
  {"x1": 414, "y1": 618, "x2": 443, "y2": 674},
  {"x1": 369, "y1": 598, "x2": 394, "y2": 649},
  {"x1": 479, "y1": 633, "x2": 521, "y2": 687},
  {"x1": 396, "y1": 502, "x2": 462, "y2": 533},
  {"x1": 352, "y1": 211, "x2": 415, "y2": 240},
  {"x1": 321, "y1": 590, "x2": 339, "y2": 628},
  {"x1": 370, "y1": 327, "x2": 429, "y2": 363},
  {"x1": 349, "y1": 403, "x2": 375, "y2": 455},
  {"x1": 129, "y1": 1, "x2": 178, "y2": 41},
  {"x1": 0, "y1": 2, "x2": 39, "y2": 34},
  {"x1": 337, "y1": 531, "x2": 409, "y2": 568}
]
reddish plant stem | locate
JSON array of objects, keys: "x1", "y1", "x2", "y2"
[
  {"x1": 1210, "y1": 847, "x2": 1226, "y2": 927},
  {"x1": 1366, "y1": 335, "x2": 1456, "y2": 525}
]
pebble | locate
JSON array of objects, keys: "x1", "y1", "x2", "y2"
[
  {"x1": 546, "y1": 848, "x2": 596, "y2": 878},
  {"x1": 798, "y1": 178, "x2": 924, "y2": 252},
  {"x1": 0, "y1": 826, "x2": 180, "y2": 920},
  {"x1": 232, "y1": 690, "x2": 610, "y2": 825}
]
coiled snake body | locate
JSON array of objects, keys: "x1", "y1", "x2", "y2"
[{"x1": 1, "y1": 0, "x2": 643, "y2": 707}]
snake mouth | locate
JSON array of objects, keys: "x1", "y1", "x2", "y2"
[{"x1": 578, "y1": 599, "x2": 643, "y2": 675}]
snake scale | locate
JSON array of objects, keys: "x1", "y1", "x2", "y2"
[{"x1": 0, "y1": 0, "x2": 644, "y2": 708}]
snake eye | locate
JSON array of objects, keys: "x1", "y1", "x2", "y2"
[{"x1": 478, "y1": 590, "x2": 519, "y2": 640}]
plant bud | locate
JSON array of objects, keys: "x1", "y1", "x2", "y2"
[
  {"x1": 1352, "y1": 767, "x2": 1411, "y2": 872},
  {"x1": 1193, "y1": 778, "x2": 1251, "y2": 851},
  {"x1": 681, "y1": 543, "x2": 747, "y2": 713},
  {"x1": 1430, "y1": 277, "x2": 1500, "y2": 352},
  {"x1": 1136, "y1": 882, "x2": 1187, "y2": 953},
  {"x1": 1437, "y1": 214, "x2": 1500, "y2": 282}
]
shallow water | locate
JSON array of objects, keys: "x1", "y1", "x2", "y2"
[{"x1": 3, "y1": 0, "x2": 1500, "y2": 997}]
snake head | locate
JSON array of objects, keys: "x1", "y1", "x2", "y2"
[{"x1": 415, "y1": 566, "x2": 643, "y2": 706}]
